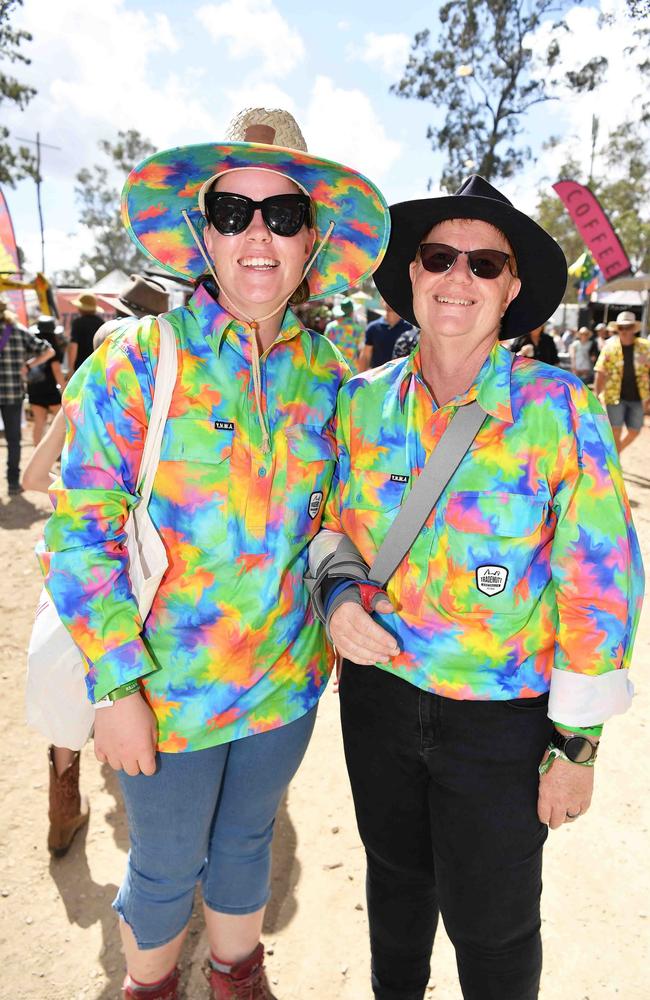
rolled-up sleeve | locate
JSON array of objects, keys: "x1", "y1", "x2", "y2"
[
  {"x1": 38, "y1": 325, "x2": 160, "y2": 702},
  {"x1": 548, "y1": 385, "x2": 642, "y2": 726}
]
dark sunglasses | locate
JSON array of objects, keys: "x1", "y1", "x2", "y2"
[
  {"x1": 204, "y1": 191, "x2": 311, "y2": 237},
  {"x1": 419, "y1": 242, "x2": 512, "y2": 279}
]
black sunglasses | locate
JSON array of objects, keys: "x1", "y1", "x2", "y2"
[
  {"x1": 419, "y1": 242, "x2": 512, "y2": 279},
  {"x1": 204, "y1": 191, "x2": 311, "y2": 237}
]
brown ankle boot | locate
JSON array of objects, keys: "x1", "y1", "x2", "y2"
[
  {"x1": 47, "y1": 746, "x2": 90, "y2": 857},
  {"x1": 204, "y1": 943, "x2": 277, "y2": 999}
]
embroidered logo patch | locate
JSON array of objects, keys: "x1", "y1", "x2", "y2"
[
  {"x1": 308, "y1": 491, "x2": 323, "y2": 519},
  {"x1": 214, "y1": 420, "x2": 234, "y2": 431},
  {"x1": 390, "y1": 474, "x2": 409, "y2": 483},
  {"x1": 475, "y1": 565, "x2": 509, "y2": 597}
]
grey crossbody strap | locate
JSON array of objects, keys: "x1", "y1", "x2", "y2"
[{"x1": 368, "y1": 400, "x2": 487, "y2": 587}]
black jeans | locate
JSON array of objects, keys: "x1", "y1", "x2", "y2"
[
  {"x1": 0, "y1": 402, "x2": 23, "y2": 486},
  {"x1": 339, "y1": 662, "x2": 552, "y2": 1000}
]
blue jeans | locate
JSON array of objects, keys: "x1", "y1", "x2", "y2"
[
  {"x1": 114, "y1": 707, "x2": 317, "y2": 949},
  {"x1": 606, "y1": 400, "x2": 644, "y2": 430},
  {"x1": 0, "y1": 402, "x2": 23, "y2": 486},
  {"x1": 339, "y1": 663, "x2": 551, "y2": 1000}
]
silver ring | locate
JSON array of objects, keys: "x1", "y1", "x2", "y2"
[{"x1": 565, "y1": 810, "x2": 581, "y2": 820}]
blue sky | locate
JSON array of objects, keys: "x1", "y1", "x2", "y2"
[{"x1": 3, "y1": 0, "x2": 642, "y2": 278}]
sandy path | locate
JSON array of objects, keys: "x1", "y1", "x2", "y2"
[{"x1": 0, "y1": 425, "x2": 648, "y2": 1000}]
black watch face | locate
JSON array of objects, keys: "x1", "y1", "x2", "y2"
[{"x1": 564, "y1": 736, "x2": 594, "y2": 763}]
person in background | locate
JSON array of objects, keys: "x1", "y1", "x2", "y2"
[
  {"x1": 26, "y1": 315, "x2": 66, "y2": 446},
  {"x1": 0, "y1": 294, "x2": 54, "y2": 495},
  {"x1": 561, "y1": 326, "x2": 576, "y2": 351},
  {"x1": 594, "y1": 310, "x2": 650, "y2": 453},
  {"x1": 549, "y1": 325, "x2": 564, "y2": 354},
  {"x1": 392, "y1": 323, "x2": 420, "y2": 360},
  {"x1": 309, "y1": 175, "x2": 641, "y2": 1000},
  {"x1": 39, "y1": 107, "x2": 388, "y2": 1000},
  {"x1": 358, "y1": 299, "x2": 413, "y2": 371},
  {"x1": 66, "y1": 292, "x2": 105, "y2": 373},
  {"x1": 511, "y1": 323, "x2": 559, "y2": 365},
  {"x1": 22, "y1": 279, "x2": 171, "y2": 859},
  {"x1": 323, "y1": 297, "x2": 364, "y2": 372},
  {"x1": 568, "y1": 325, "x2": 597, "y2": 384}
]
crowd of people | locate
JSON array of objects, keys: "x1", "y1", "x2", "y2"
[{"x1": 0, "y1": 106, "x2": 645, "y2": 1000}]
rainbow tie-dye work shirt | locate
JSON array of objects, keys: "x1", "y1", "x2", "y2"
[
  {"x1": 324, "y1": 317, "x2": 365, "y2": 372},
  {"x1": 40, "y1": 284, "x2": 347, "y2": 752},
  {"x1": 322, "y1": 343, "x2": 642, "y2": 717}
]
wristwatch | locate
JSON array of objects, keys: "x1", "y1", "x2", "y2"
[{"x1": 550, "y1": 728, "x2": 599, "y2": 763}]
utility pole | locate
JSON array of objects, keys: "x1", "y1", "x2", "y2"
[
  {"x1": 588, "y1": 115, "x2": 599, "y2": 186},
  {"x1": 14, "y1": 132, "x2": 61, "y2": 274}
]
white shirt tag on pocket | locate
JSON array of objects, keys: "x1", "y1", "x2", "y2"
[
  {"x1": 308, "y1": 491, "x2": 324, "y2": 519},
  {"x1": 475, "y1": 565, "x2": 509, "y2": 596}
]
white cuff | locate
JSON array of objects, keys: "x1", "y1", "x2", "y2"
[{"x1": 548, "y1": 667, "x2": 634, "y2": 727}]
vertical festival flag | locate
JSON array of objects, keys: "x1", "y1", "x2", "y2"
[
  {"x1": 553, "y1": 180, "x2": 632, "y2": 282},
  {"x1": 0, "y1": 188, "x2": 28, "y2": 325}
]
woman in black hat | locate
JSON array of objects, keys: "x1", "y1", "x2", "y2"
[{"x1": 308, "y1": 176, "x2": 641, "y2": 1000}]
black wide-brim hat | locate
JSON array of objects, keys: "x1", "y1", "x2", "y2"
[{"x1": 374, "y1": 175, "x2": 567, "y2": 340}]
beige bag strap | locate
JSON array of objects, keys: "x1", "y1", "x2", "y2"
[{"x1": 137, "y1": 316, "x2": 178, "y2": 506}]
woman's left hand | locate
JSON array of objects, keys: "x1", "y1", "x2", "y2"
[{"x1": 537, "y1": 754, "x2": 594, "y2": 829}]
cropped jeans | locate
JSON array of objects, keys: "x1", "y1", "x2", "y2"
[{"x1": 115, "y1": 707, "x2": 317, "y2": 949}]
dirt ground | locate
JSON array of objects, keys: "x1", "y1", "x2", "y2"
[{"x1": 0, "y1": 419, "x2": 649, "y2": 1000}]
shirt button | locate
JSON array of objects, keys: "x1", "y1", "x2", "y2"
[
  {"x1": 421, "y1": 526, "x2": 429, "y2": 535},
  {"x1": 258, "y1": 467, "x2": 267, "y2": 478},
  {"x1": 356, "y1": 492, "x2": 363, "y2": 501}
]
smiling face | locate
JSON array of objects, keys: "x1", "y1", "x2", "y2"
[
  {"x1": 409, "y1": 218, "x2": 521, "y2": 352},
  {"x1": 203, "y1": 168, "x2": 316, "y2": 321}
]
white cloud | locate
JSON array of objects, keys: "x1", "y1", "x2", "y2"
[
  {"x1": 526, "y1": 0, "x2": 644, "y2": 187},
  {"x1": 222, "y1": 83, "x2": 297, "y2": 119},
  {"x1": 354, "y1": 32, "x2": 411, "y2": 77},
  {"x1": 20, "y1": 224, "x2": 96, "y2": 277},
  {"x1": 7, "y1": 0, "x2": 220, "y2": 185},
  {"x1": 196, "y1": 0, "x2": 305, "y2": 78},
  {"x1": 304, "y1": 76, "x2": 402, "y2": 182}
]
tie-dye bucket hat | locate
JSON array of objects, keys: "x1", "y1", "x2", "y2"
[{"x1": 121, "y1": 108, "x2": 390, "y2": 300}]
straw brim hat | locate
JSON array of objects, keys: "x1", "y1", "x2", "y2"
[
  {"x1": 121, "y1": 138, "x2": 390, "y2": 300},
  {"x1": 373, "y1": 174, "x2": 567, "y2": 340},
  {"x1": 71, "y1": 293, "x2": 103, "y2": 313},
  {"x1": 613, "y1": 311, "x2": 641, "y2": 333}
]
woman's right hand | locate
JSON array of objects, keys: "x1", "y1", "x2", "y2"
[
  {"x1": 94, "y1": 692, "x2": 158, "y2": 776},
  {"x1": 329, "y1": 598, "x2": 399, "y2": 665}
]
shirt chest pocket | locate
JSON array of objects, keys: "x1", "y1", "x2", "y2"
[
  {"x1": 435, "y1": 492, "x2": 550, "y2": 619},
  {"x1": 284, "y1": 424, "x2": 336, "y2": 541},
  {"x1": 341, "y1": 469, "x2": 408, "y2": 579},
  {"x1": 159, "y1": 417, "x2": 233, "y2": 529}
]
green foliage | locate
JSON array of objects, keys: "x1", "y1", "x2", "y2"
[
  {"x1": 391, "y1": 0, "x2": 606, "y2": 192},
  {"x1": 535, "y1": 125, "x2": 650, "y2": 303},
  {"x1": 71, "y1": 130, "x2": 156, "y2": 282},
  {"x1": 0, "y1": 0, "x2": 38, "y2": 186}
]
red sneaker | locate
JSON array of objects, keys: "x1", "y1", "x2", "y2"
[
  {"x1": 123, "y1": 966, "x2": 180, "y2": 1000},
  {"x1": 204, "y1": 944, "x2": 277, "y2": 1000}
]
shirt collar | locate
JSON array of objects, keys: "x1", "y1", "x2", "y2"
[
  {"x1": 397, "y1": 341, "x2": 515, "y2": 423},
  {"x1": 186, "y1": 282, "x2": 312, "y2": 362}
]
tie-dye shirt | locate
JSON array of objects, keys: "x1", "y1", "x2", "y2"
[
  {"x1": 321, "y1": 343, "x2": 642, "y2": 721},
  {"x1": 40, "y1": 284, "x2": 347, "y2": 752},
  {"x1": 324, "y1": 316, "x2": 365, "y2": 372}
]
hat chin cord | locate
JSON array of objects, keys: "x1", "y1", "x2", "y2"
[{"x1": 182, "y1": 210, "x2": 334, "y2": 453}]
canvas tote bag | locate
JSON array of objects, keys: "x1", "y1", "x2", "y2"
[{"x1": 25, "y1": 317, "x2": 178, "y2": 750}]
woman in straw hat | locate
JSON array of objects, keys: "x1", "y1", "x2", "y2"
[
  {"x1": 308, "y1": 176, "x2": 642, "y2": 999},
  {"x1": 39, "y1": 108, "x2": 389, "y2": 1000}
]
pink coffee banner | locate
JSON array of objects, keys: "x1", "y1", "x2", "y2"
[{"x1": 553, "y1": 180, "x2": 632, "y2": 282}]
